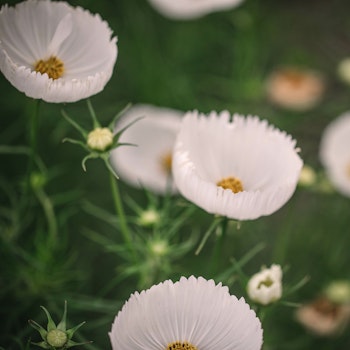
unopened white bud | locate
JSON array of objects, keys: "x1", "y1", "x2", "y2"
[
  {"x1": 247, "y1": 264, "x2": 282, "y2": 305},
  {"x1": 87, "y1": 127, "x2": 113, "y2": 151}
]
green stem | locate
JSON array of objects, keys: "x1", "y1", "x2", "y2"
[
  {"x1": 34, "y1": 187, "x2": 57, "y2": 242},
  {"x1": 211, "y1": 217, "x2": 228, "y2": 274},
  {"x1": 109, "y1": 171, "x2": 136, "y2": 259},
  {"x1": 26, "y1": 99, "x2": 41, "y2": 193},
  {"x1": 195, "y1": 217, "x2": 223, "y2": 255}
]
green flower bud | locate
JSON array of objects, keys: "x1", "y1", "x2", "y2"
[
  {"x1": 47, "y1": 329, "x2": 67, "y2": 348},
  {"x1": 138, "y1": 209, "x2": 160, "y2": 227}
]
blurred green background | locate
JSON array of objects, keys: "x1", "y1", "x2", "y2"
[{"x1": 1, "y1": 0, "x2": 350, "y2": 349}]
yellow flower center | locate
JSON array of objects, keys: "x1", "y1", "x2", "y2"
[
  {"x1": 34, "y1": 56, "x2": 64, "y2": 79},
  {"x1": 166, "y1": 341, "x2": 198, "y2": 350},
  {"x1": 160, "y1": 152, "x2": 172, "y2": 175},
  {"x1": 217, "y1": 176, "x2": 243, "y2": 193}
]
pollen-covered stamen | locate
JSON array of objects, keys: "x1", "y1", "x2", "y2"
[
  {"x1": 160, "y1": 152, "x2": 172, "y2": 175},
  {"x1": 217, "y1": 176, "x2": 243, "y2": 193},
  {"x1": 166, "y1": 341, "x2": 198, "y2": 350},
  {"x1": 34, "y1": 56, "x2": 64, "y2": 79}
]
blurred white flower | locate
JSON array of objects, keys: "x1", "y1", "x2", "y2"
[
  {"x1": 265, "y1": 67, "x2": 325, "y2": 111},
  {"x1": 0, "y1": 0, "x2": 117, "y2": 103},
  {"x1": 338, "y1": 58, "x2": 350, "y2": 85},
  {"x1": 147, "y1": 0, "x2": 244, "y2": 20},
  {"x1": 319, "y1": 112, "x2": 350, "y2": 197},
  {"x1": 296, "y1": 296, "x2": 350, "y2": 337},
  {"x1": 109, "y1": 276, "x2": 263, "y2": 350},
  {"x1": 172, "y1": 111, "x2": 303, "y2": 220},
  {"x1": 110, "y1": 104, "x2": 183, "y2": 194},
  {"x1": 247, "y1": 264, "x2": 282, "y2": 305}
]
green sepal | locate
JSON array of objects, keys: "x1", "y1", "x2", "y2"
[
  {"x1": 62, "y1": 138, "x2": 89, "y2": 152},
  {"x1": 102, "y1": 154, "x2": 119, "y2": 179},
  {"x1": 28, "y1": 320, "x2": 48, "y2": 340},
  {"x1": 87, "y1": 99, "x2": 100, "y2": 129},
  {"x1": 66, "y1": 321, "x2": 86, "y2": 340},
  {"x1": 57, "y1": 300, "x2": 67, "y2": 331},
  {"x1": 81, "y1": 153, "x2": 99, "y2": 172},
  {"x1": 113, "y1": 116, "x2": 144, "y2": 144},
  {"x1": 66, "y1": 339, "x2": 93, "y2": 348},
  {"x1": 110, "y1": 140, "x2": 137, "y2": 150},
  {"x1": 61, "y1": 110, "x2": 88, "y2": 138},
  {"x1": 31, "y1": 341, "x2": 51, "y2": 349},
  {"x1": 108, "y1": 103, "x2": 132, "y2": 130},
  {"x1": 40, "y1": 306, "x2": 56, "y2": 332}
]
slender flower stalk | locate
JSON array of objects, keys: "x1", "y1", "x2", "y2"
[
  {"x1": 25, "y1": 100, "x2": 41, "y2": 194},
  {"x1": 31, "y1": 173, "x2": 58, "y2": 242},
  {"x1": 109, "y1": 170, "x2": 136, "y2": 260}
]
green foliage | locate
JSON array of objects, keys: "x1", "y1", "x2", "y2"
[{"x1": 1, "y1": 0, "x2": 350, "y2": 349}]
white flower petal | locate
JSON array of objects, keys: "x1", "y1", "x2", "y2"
[
  {"x1": 109, "y1": 276, "x2": 263, "y2": 350},
  {"x1": 319, "y1": 111, "x2": 350, "y2": 197},
  {"x1": 147, "y1": 0, "x2": 244, "y2": 20},
  {"x1": 172, "y1": 111, "x2": 303, "y2": 220},
  {"x1": 110, "y1": 104, "x2": 183, "y2": 194},
  {"x1": 47, "y1": 13, "x2": 73, "y2": 55},
  {"x1": 0, "y1": 0, "x2": 117, "y2": 103}
]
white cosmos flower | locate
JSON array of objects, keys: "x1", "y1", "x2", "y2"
[
  {"x1": 109, "y1": 104, "x2": 183, "y2": 194},
  {"x1": 0, "y1": 0, "x2": 117, "y2": 103},
  {"x1": 109, "y1": 276, "x2": 263, "y2": 350},
  {"x1": 319, "y1": 112, "x2": 350, "y2": 197},
  {"x1": 172, "y1": 111, "x2": 303, "y2": 220},
  {"x1": 147, "y1": 0, "x2": 244, "y2": 20},
  {"x1": 247, "y1": 265, "x2": 283, "y2": 305}
]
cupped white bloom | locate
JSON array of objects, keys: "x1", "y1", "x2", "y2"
[
  {"x1": 319, "y1": 112, "x2": 350, "y2": 197},
  {"x1": 109, "y1": 276, "x2": 263, "y2": 350},
  {"x1": 247, "y1": 265, "x2": 282, "y2": 305},
  {"x1": 110, "y1": 104, "x2": 183, "y2": 194},
  {"x1": 0, "y1": 0, "x2": 117, "y2": 103},
  {"x1": 265, "y1": 67, "x2": 325, "y2": 111},
  {"x1": 172, "y1": 111, "x2": 303, "y2": 220},
  {"x1": 147, "y1": 0, "x2": 244, "y2": 20}
]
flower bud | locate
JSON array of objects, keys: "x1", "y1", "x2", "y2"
[
  {"x1": 47, "y1": 329, "x2": 68, "y2": 347},
  {"x1": 338, "y1": 58, "x2": 350, "y2": 85},
  {"x1": 325, "y1": 280, "x2": 350, "y2": 304},
  {"x1": 138, "y1": 209, "x2": 160, "y2": 227},
  {"x1": 149, "y1": 239, "x2": 169, "y2": 257},
  {"x1": 87, "y1": 127, "x2": 113, "y2": 151},
  {"x1": 298, "y1": 165, "x2": 317, "y2": 187},
  {"x1": 247, "y1": 264, "x2": 282, "y2": 305}
]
